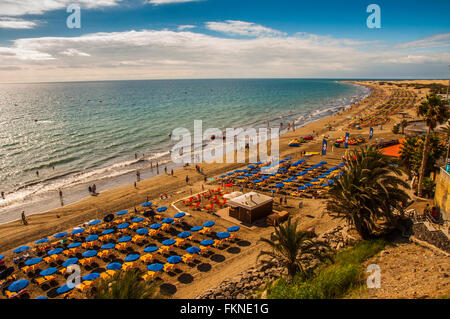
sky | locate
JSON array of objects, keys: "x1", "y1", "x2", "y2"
[{"x1": 0, "y1": 0, "x2": 449, "y2": 83}]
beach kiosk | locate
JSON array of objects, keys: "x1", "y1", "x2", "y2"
[{"x1": 227, "y1": 192, "x2": 273, "y2": 224}]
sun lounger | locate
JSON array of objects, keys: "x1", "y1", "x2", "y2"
[
  {"x1": 140, "y1": 253, "x2": 156, "y2": 263},
  {"x1": 142, "y1": 271, "x2": 158, "y2": 281},
  {"x1": 35, "y1": 275, "x2": 56, "y2": 286},
  {"x1": 163, "y1": 263, "x2": 176, "y2": 272},
  {"x1": 78, "y1": 280, "x2": 94, "y2": 292},
  {"x1": 122, "y1": 261, "x2": 137, "y2": 271},
  {"x1": 181, "y1": 254, "x2": 194, "y2": 264},
  {"x1": 6, "y1": 289, "x2": 27, "y2": 299},
  {"x1": 100, "y1": 270, "x2": 116, "y2": 280},
  {"x1": 79, "y1": 257, "x2": 95, "y2": 266}
]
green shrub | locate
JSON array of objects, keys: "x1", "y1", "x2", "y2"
[{"x1": 267, "y1": 240, "x2": 386, "y2": 299}]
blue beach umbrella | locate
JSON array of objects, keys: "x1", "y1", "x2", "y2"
[
  {"x1": 150, "y1": 223, "x2": 162, "y2": 230},
  {"x1": 203, "y1": 221, "x2": 215, "y2": 228},
  {"x1": 67, "y1": 242, "x2": 81, "y2": 249},
  {"x1": 85, "y1": 235, "x2": 99, "y2": 242},
  {"x1": 177, "y1": 231, "x2": 191, "y2": 239},
  {"x1": 124, "y1": 254, "x2": 140, "y2": 262},
  {"x1": 236, "y1": 176, "x2": 246, "y2": 180},
  {"x1": 226, "y1": 172, "x2": 234, "y2": 176},
  {"x1": 216, "y1": 232, "x2": 230, "y2": 239},
  {"x1": 48, "y1": 248, "x2": 63, "y2": 256},
  {"x1": 39, "y1": 267, "x2": 57, "y2": 277},
  {"x1": 102, "y1": 229, "x2": 115, "y2": 235},
  {"x1": 144, "y1": 246, "x2": 159, "y2": 253},
  {"x1": 310, "y1": 179, "x2": 320, "y2": 182},
  {"x1": 25, "y1": 257, "x2": 42, "y2": 266},
  {"x1": 14, "y1": 246, "x2": 29, "y2": 254},
  {"x1": 57, "y1": 284, "x2": 73, "y2": 295},
  {"x1": 35, "y1": 238, "x2": 49, "y2": 244},
  {"x1": 82, "y1": 250, "x2": 97, "y2": 258},
  {"x1": 87, "y1": 220, "x2": 101, "y2": 226},
  {"x1": 147, "y1": 263, "x2": 164, "y2": 272},
  {"x1": 186, "y1": 246, "x2": 201, "y2": 254},
  {"x1": 116, "y1": 210, "x2": 128, "y2": 216},
  {"x1": 136, "y1": 228, "x2": 149, "y2": 235},
  {"x1": 71, "y1": 228, "x2": 85, "y2": 235},
  {"x1": 275, "y1": 183, "x2": 285, "y2": 188},
  {"x1": 132, "y1": 217, "x2": 144, "y2": 223},
  {"x1": 174, "y1": 212, "x2": 186, "y2": 219},
  {"x1": 219, "y1": 175, "x2": 227, "y2": 178},
  {"x1": 162, "y1": 239, "x2": 176, "y2": 246},
  {"x1": 142, "y1": 202, "x2": 152, "y2": 207},
  {"x1": 62, "y1": 258, "x2": 78, "y2": 268},
  {"x1": 106, "y1": 262, "x2": 122, "y2": 270},
  {"x1": 261, "y1": 176, "x2": 270, "y2": 180},
  {"x1": 167, "y1": 255, "x2": 182, "y2": 264},
  {"x1": 304, "y1": 183, "x2": 314, "y2": 187},
  {"x1": 117, "y1": 223, "x2": 130, "y2": 230},
  {"x1": 253, "y1": 179, "x2": 263, "y2": 183},
  {"x1": 101, "y1": 243, "x2": 115, "y2": 250},
  {"x1": 190, "y1": 226, "x2": 203, "y2": 232},
  {"x1": 298, "y1": 186, "x2": 308, "y2": 191},
  {"x1": 82, "y1": 273, "x2": 100, "y2": 281},
  {"x1": 227, "y1": 226, "x2": 240, "y2": 232},
  {"x1": 162, "y1": 218, "x2": 174, "y2": 224},
  {"x1": 0, "y1": 255, "x2": 4, "y2": 261},
  {"x1": 118, "y1": 236, "x2": 132, "y2": 243},
  {"x1": 35, "y1": 296, "x2": 48, "y2": 299},
  {"x1": 200, "y1": 239, "x2": 215, "y2": 246},
  {"x1": 8, "y1": 279, "x2": 29, "y2": 292},
  {"x1": 54, "y1": 232, "x2": 67, "y2": 239},
  {"x1": 321, "y1": 183, "x2": 329, "y2": 187},
  {"x1": 156, "y1": 206, "x2": 167, "y2": 213}
]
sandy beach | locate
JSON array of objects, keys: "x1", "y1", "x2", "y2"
[{"x1": 0, "y1": 79, "x2": 445, "y2": 299}]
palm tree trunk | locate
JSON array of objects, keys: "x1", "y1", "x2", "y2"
[{"x1": 417, "y1": 128, "x2": 431, "y2": 197}]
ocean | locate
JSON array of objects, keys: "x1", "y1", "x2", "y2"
[{"x1": 0, "y1": 79, "x2": 370, "y2": 223}]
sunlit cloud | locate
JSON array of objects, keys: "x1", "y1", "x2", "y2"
[
  {"x1": 206, "y1": 20, "x2": 286, "y2": 37},
  {"x1": 0, "y1": 17, "x2": 37, "y2": 29},
  {"x1": 395, "y1": 33, "x2": 450, "y2": 50}
]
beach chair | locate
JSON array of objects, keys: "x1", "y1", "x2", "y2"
[
  {"x1": 174, "y1": 238, "x2": 186, "y2": 247},
  {"x1": 100, "y1": 270, "x2": 116, "y2": 280},
  {"x1": 213, "y1": 239, "x2": 223, "y2": 248},
  {"x1": 161, "y1": 223, "x2": 171, "y2": 232},
  {"x1": 116, "y1": 242, "x2": 130, "y2": 251},
  {"x1": 6, "y1": 289, "x2": 27, "y2": 299},
  {"x1": 122, "y1": 261, "x2": 136, "y2": 271},
  {"x1": 78, "y1": 280, "x2": 94, "y2": 292},
  {"x1": 142, "y1": 271, "x2": 158, "y2": 281},
  {"x1": 140, "y1": 253, "x2": 156, "y2": 263},
  {"x1": 79, "y1": 257, "x2": 95, "y2": 267},
  {"x1": 163, "y1": 263, "x2": 176, "y2": 273},
  {"x1": 98, "y1": 250, "x2": 112, "y2": 259},
  {"x1": 199, "y1": 245, "x2": 210, "y2": 255},
  {"x1": 35, "y1": 275, "x2": 56, "y2": 286},
  {"x1": 132, "y1": 235, "x2": 145, "y2": 244},
  {"x1": 181, "y1": 254, "x2": 194, "y2": 264},
  {"x1": 159, "y1": 246, "x2": 169, "y2": 255}
]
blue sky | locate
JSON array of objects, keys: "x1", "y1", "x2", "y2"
[{"x1": 0, "y1": 0, "x2": 449, "y2": 82}]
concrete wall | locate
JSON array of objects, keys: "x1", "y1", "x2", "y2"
[{"x1": 434, "y1": 167, "x2": 450, "y2": 221}]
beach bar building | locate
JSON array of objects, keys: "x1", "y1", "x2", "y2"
[{"x1": 228, "y1": 192, "x2": 273, "y2": 224}]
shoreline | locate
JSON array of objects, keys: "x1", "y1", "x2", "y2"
[
  {"x1": 0, "y1": 81, "x2": 380, "y2": 254},
  {"x1": 0, "y1": 82, "x2": 369, "y2": 225}
]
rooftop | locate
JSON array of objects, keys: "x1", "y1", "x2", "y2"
[{"x1": 228, "y1": 192, "x2": 273, "y2": 210}]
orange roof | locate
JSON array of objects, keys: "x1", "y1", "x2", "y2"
[{"x1": 380, "y1": 139, "x2": 405, "y2": 158}]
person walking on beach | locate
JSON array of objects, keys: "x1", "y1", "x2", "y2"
[
  {"x1": 136, "y1": 170, "x2": 141, "y2": 182},
  {"x1": 21, "y1": 211, "x2": 28, "y2": 225},
  {"x1": 59, "y1": 189, "x2": 64, "y2": 206},
  {"x1": 171, "y1": 169, "x2": 174, "y2": 176},
  {"x1": 1, "y1": 191, "x2": 4, "y2": 200},
  {"x1": 36, "y1": 170, "x2": 39, "y2": 177},
  {"x1": 135, "y1": 153, "x2": 137, "y2": 159},
  {"x1": 164, "y1": 166, "x2": 167, "y2": 174},
  {"x1": 92, "y1": 184, "x2": 96, "y2": 194},
  {"x1": 185, "y1": 175, "x2": 189, "y2": 184}
]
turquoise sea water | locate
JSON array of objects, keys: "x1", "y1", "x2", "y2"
[{"x1": 0, "y1": 79, "x2": 369, "y2": 222}]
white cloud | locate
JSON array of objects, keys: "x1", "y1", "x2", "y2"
[
  {"x1": 0, "y1": 17, "x2": 37, "y2": 29},
  {"x1": 206, "y1": 20, "x2": 285, "y2": 37},
  {"x1": 60, "y1": 48, "x2": 90, "y2": 57},
  {"x1": 0, "y1": 0, "x2": 122, "y2": 16},
  {"x1": 0, "y1": 26, "x2": 448, "y2": 82},
  {"x1": 395, "y1": 33, "x2": 450, "y2": 50},
  {"x1": 146, "y1": 0, "x2": 201, "y2": 5},
  {"x1": 177, "y1": 25, "x2": 196, "y2": 31}
]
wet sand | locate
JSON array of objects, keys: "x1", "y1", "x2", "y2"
[{"x1": 0, "y1": 79, "x2": 434, "y2": 299}]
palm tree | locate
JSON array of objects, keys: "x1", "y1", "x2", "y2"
[
  {"x1": 89, "y1": 269, "x2": 160, "y2": 299},
  {"x1": 258, "y1": 218, "x2": 334, "y2": 280},
  {"x1": 416, "y1": 93, "x2": 449, "y2": 197},
  {"x1": 327, "y1": 146, "x2": 410, "y2": 239},
  {"x1": 440, "y1": 121, "x2": 450, "y2": 163}
]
